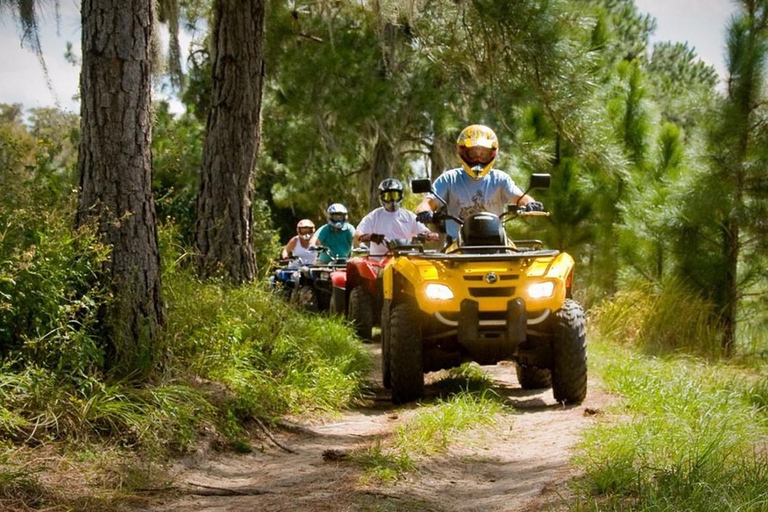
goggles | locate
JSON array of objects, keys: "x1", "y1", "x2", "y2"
[
  {"x1": 330, "y1": 213, "x2": 347, "y2": 223},
  {"x1": 462, "y1": 146, "x2": 495, "y2": 164},
  {"x1": 298, "y1": 227, "x2": 315, "y2": 236},
  {"x1": 380, "y1": 190, "x2": 403, "y2": 202}
]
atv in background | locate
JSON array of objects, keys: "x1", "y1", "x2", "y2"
[
  {"x1": 268, "y1": 257, "x2": 302, "y2": 302},
  {"x1": 291, "y1": 246, "x2": 348, "y2": 314},
  {"x1": 381, "y1": 174, "x2": 587, "y2": 404}
]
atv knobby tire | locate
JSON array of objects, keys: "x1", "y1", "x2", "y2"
[
  {"x1": 388, "y1": 299, "x2": 423, "y2": 403},
  {"x1": 349, "y1": 286, "x2": 374, "y2": 342},
  {"x1": 551, "y1": 299, "x2": 587, "y2": 404},
  {"x1": 516, "y1": 363, "x2": 552, "y2": 390},
  {"x1": 295, "y1": 285, "x2": 319, "y2": 313}
]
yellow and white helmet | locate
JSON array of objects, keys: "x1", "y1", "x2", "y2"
[{"x1": 456, "y1": 124, "x2": 499, "y2": 180}]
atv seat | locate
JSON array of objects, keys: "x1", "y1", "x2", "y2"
[{"x1": 458, "y1": 212, "x2": 507, "y2": 253}]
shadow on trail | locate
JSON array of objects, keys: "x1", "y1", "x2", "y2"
[{"x1": 356, "y1": 348, "x2": 576, "y2": 417}]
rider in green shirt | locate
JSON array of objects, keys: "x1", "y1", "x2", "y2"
[{"x1": 312, "y1": 203, "x2": 355, "y2": 264}]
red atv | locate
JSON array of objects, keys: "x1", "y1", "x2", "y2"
[{"x1": 345, "y1": 235, "x2": 428, "y2": 342}]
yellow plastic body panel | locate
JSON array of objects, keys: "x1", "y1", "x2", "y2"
[{"x1": 383, "y1": 252, "x2": 573, "y2": 314}]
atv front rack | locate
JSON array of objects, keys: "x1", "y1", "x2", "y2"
[{"x1": 397, "y1": 248, "x2": 560, "y2": 262}]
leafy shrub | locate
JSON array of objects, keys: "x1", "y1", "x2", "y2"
[{"x1": 0, "y1": 193, "x2": 109, "y2": 373}]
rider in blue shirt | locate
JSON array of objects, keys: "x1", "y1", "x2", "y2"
[{"x1": 414, "y1": 124, "x2": 543, "y2": 240}]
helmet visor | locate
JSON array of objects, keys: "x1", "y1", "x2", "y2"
[
  {"x1": 462, "y1": 146, "x2": 495, "y2": 165},
  {"x1": 330, "y1": 213, "x2": 347, "y2": 224},
  {"x1": 380, "y1": 190, "x2": 403, "y2": 202}
]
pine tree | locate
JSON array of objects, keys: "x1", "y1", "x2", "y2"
[
  {"x1": 194, "y1": 0, "x2": 266, "y2": 283},
  {"x1": 675, "y1": 0, "x2": 768, "y2": 354},
  {"x1": 77, "y1": 0, "x2": 164, "y2": 375}
]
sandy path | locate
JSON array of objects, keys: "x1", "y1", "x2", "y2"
[{"x1": 144, "y1": 345, "x2": 612, "y2": 512}]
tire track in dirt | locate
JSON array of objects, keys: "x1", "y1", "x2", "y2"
[{"x1": 143, "y1": 344, "x2": 613, "y2": 512}]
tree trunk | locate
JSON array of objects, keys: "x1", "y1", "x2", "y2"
[
  {"x1": 195, "y1": 0, "x2": 265, "y2": 283},
  {"x1": 369, "y1": 132, "x2": 394, "y2": 211},
  {"x1": 77, "y1": 0, "x2": 163, "y2": 376},
  {"x1": 721, "y1": 214, "x2": 740, "y2": 355}
]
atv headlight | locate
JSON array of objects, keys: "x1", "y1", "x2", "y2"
[
  {"x1": 425, "y1": 283, "x2": 454, "y2": 301},
  {"x1": 528, "y1": 281, "x2": 555, "y2": 299}
]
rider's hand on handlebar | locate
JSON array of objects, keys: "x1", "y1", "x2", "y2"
[
  {"x1": 416, "y1": 211, "x2": 434, "y2": 224},
  {"x1": 369, "y1": 234, "x2": 385, "y2": 245},
  {"x1": 524, "y1": 201, "x2": 545, "y2": 212}
]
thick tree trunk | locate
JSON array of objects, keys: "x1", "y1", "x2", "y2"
[
  {"x1": 194, "y1": 0, "x2": 265, "y2": 283},
  {"x1": 77, "y1": 0, "x2": 163, "y2": 375}
]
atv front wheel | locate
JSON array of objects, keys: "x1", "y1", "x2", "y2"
[
  {"x1": 349, "y1": 286, "x2": 374, "y2": 342},
  {"x1": 551, "y1": 299, "x2": 587, "y2": 404},
  {"x1": 516, "y1": 364, "x2": 551, "y2": 389},
  {"x1": 389, "y1": 299, "x2": 423, "y2": 404},
  {"x1": 295, "y1": 285, "x2": 319, "y2": 313}
]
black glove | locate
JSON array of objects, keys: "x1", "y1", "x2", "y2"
[
  {"x1": 524, "y1": 201, "x2": 544, "y2": 212},
  {"x1": 416, "y1": 211, "x2": 434, "y2": 224},
  {"x1": 370, "y1": 233, "x2": 385, "y2": 244}
]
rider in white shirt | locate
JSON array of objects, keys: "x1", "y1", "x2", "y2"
[
  {"x1": 355, "y1": 178, "x2": 438, "y2": 260},
  {"x1": 281, "y1": 219, "x2": 317, "y2": 267}
]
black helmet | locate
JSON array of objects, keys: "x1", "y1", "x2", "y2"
[{"x1": 378, "y1": 178, "x2": 404, "y2": 212}]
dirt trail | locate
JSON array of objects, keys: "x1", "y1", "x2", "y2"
[{"x1": 145, "y1": 344, "x2": 613, "y2": 512}]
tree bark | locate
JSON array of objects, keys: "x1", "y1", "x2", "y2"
[
  {"x1": 369, "y1": 131, "x2": 394, "y2": 211},
  {"x1": 194, "y1": 0, "x2": 265, "y2": 283},
  {"x1": 77, "y1": 0, "x2": 163, "y2": 376}
]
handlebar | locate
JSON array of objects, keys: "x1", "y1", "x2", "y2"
[{"x1": 432, "y1": 210, "x2": 464, "y2": 226}]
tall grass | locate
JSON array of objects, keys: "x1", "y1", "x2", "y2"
[
  {"x1": 161, "y1": 267, "x2": 371, "y2": 420},
  {"x1": 590, "y1": 278, "x2": 722, "y2": 358},
  {"x1": 574, "y1": 339, "x2": 768, "y2": 510}
]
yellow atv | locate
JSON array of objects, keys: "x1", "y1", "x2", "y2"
[{"x1": 381, "y1": 174, "x2": 587, "y2": 404}]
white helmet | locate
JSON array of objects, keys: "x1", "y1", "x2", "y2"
[{"x1": 326, "y1": 203, "x2": 348, "y2": 230}]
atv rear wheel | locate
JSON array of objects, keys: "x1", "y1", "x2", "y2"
[
  {"x1": 389, "y1": 299, "x2": 423, "y2": 404},
  {"x1": 349, "y1": 286, "x2": 374, "y2": 342},
  {"x1": 515, "y1": 364, "x2": 552, "y2": 389},
  {"x1": 551, "y1": 299, "x2": 587, "y2": 404}
]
